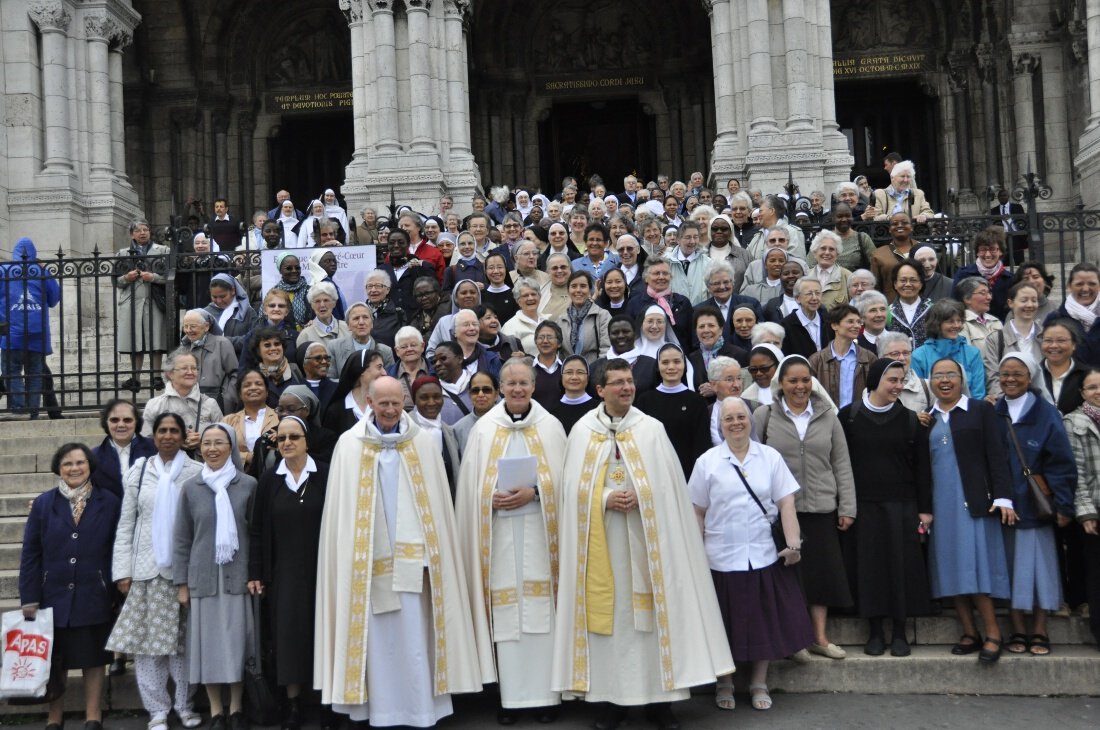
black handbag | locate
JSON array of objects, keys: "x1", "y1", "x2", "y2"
[
  {"x1": 242, "y1": 593, "x2": 280, "y2": 726},
  {"x1": 1003, "y1": 416, "x2": 1055, "y2": 522},
  {"x1": 733, "y1": 465, "x2": 788, "y2": 554}
]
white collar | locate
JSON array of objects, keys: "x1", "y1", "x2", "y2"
[
  {"x1": 796, "y1": 308, "x2": 819, "y2": 328},
  {"x1": 781, "y1": 398, "x2": 814, "y2": 420},
  {"x1": 932, "y1": 394, "x2": 971, "y2": 416}
]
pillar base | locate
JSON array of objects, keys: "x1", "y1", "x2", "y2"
[
  {"x1": 7, "y1": 175, "x2": 141, "y2": 256},
  {"x1": 342, "y1": 150, "x2": 482, "y2": 219}
]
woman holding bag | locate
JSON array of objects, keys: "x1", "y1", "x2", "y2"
[
  {"x1": 19, "y1": 443, "x2": 121, "y2": 730},
  {"x1": 107, "y1": 413, "x2": 203, "y2": 729},
  {"x1": 174, "y1": 424, "x2": 258, "y2": 730},
  {"x1": 992, "y1": 352, "x2": 1077, "y2": 656}
]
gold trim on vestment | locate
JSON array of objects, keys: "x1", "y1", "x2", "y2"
[
  {"x1": 476, "y1": 425, "x2": 560, "y2": 634},
  {"x1": 491, "y1": 588, "x2": 518, "y2": 606},
  {"x1": 342, "y1": 446, "x2": 379, "y2": 703},
  {"x1": 569, "y1": 432, "x2": 608, "y2": 692},
  {"x1": 617, "y1": 433, "x2": 675, "y2": 691},
  {"x1": 398, "y1": 441, "x2": 449, "y2": 695}
]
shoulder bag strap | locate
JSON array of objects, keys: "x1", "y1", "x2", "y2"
[
  {"x1": 732, "y1": 464, "x2": 769, "y2": 519},
  {"x1": 1002, "y1": 413, "x2": 1048, "y2": 492}
]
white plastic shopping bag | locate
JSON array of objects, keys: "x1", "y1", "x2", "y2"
[{"x1": 0, "y1": 607, "x2": 53, "y2": 699}]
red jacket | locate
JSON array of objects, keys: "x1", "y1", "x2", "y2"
[{"x1": 410, "y1": 239, "x2": 445, "y2": 284}]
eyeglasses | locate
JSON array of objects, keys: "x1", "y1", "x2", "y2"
[
  {"x1": 998, "y1": 371, "x2": 1029, "y2": 380},
  {"x1": 1042, "y1": 338, "x2": 1072, "y2": 345},
  {"x1": 275, "y1": 404, "x2": 307, "y2": 415},
  {"x1": 200, "y1": 441, "x2": 229, "y2": 449},
  {"x1": 276, "y1": 433, "x2": 304, "y2": 443},
  {"x1": 108, "y1": 417, "x2": 136, "y2": 424},
  {"x1": 882, "y1": 350, "x2": 911, "y2": 359},
  {"x1": 711, "y1": 226, "x2": 731, "y2": 232},
  {"x1": 469, "y1": 386, "x2": 496, "y2": 395},
  {"x1": 307, "y1": 355, "x2": 331, "y2": 362},
  {"x1": 896, "y1": 278, "x2": 922, "y2": 285},
  {"x1": 173, "y1": 366, "x2": 199, "y2": 373},
  {"x1": 535, "y1": 334, "x2": 558, "y2": 342},
  {"x1": 746, "y1": 364, "x2": 775, "y2": 374},
  {"x1": 930, "y1": 372, "x2": 961, "y2": 381}
]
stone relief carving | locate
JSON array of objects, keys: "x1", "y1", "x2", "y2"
[
  {"x1": 1013, "y1": 53, "x2": 1039, "y2": 76},
  {"x1": 831, "y1": 0, "x2": 934, "y2": 52},
  {"x1": 339, "y1": 0, "x2": 363, "y2": 24},
  {"x1": 28, "y1": 0, "x2": 71, "y2": 31},
  {"x1": 265, "y1": 15, "x2": 352, "y2": 87},
  {"x1": 535, "y1": 1, "x2": 653, "y2": 71},
  {"x1": 84, "y1": 15, "x2": 119, "y2": 42}
]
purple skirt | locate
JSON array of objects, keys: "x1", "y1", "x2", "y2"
[{"x1": 712, "y1": 562, "x2": 814, "y2": 662}]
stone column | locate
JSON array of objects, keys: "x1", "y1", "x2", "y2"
[
  {"x1": 214, "y1": 110, "x2": 229, "y2": 199},
  {"x1": 1087, "y1": 0, "x2": 1100, "y2": 130},
  {"x1": 708, "y1": 0, "x2": 735, "y2": 145},
  {"x1": 445, "y1": 0, "x2": 472, "y2": 159},
  {"x1": 406, "y1": 0, "x2": 435, "y2": 152},
  {"x1": 108, "y1": 32, "x2": 131, "y2": 184},
  {"x1": 976, "y1": 46, "x2": 1002, "y2": 192},
  {"x1": 372, "y1": 1, "x2": 400, "y2": 154},
  {"x1": 1012, "y1": 53, "x2": 1039, "y2": 181},
  {"x1": 948, "y1": 66, "x2": 974, "y2": 195},
  {"x1": 781, "y1": 0, "x2": 812, "y2": 131},
  {"x1": 85, "y1": 16, "x2": 115, "y2": 178},
  {"x1": 238, "y1": 112, "x2": 256, "y2": 214},
  {"x1": 746, "y1": 0, "x2": 778, "y2": 132},
  {"x1": 30, "y1": 3, "x2": 73, "y2": 174},
  {"x1": 343, "y1": 0, "x2": 370, "y2": 163}
]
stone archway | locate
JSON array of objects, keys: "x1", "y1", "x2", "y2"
[{"x1": 468, "y1": 0, "x2": 713, "y2": 193}]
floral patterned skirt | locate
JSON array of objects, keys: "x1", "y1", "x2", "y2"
[{"x1": 106, "y1": 575, "x2": 185, "y2": 656}]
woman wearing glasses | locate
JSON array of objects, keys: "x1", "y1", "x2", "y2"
[
  {"x1": 925, "y1": 357, "x2": 1016, "y2": 663},
  {"x1": 142, "y1": 349, "x2": 224, "y2": 454},
  {"x1": 249, "y1": 416, "x2": 331, "y2": 730}
]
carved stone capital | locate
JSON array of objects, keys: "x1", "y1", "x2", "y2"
[
  {"x1": 28, "y1": 0, "x2": 71, "y2": 32},
  {"x1": 947, "y1": 53, "x2": 970, "y2": 92},
  {"x1": 974, "y1": 43, "x2": 995, "y2": 82},
  {"x1": 407, "y1": 0, "x2": 432, "y2": 9},
  {"x1": 443, "y1": 0, "x2": 470, "y2": 17},
  {"x1": 111, "y1": 29, "x2": 133, "y2": 52},
  {"x1": 1013, "y1": 52, "x2": 1039, "y2": 76},
  {"x1": 84, "y1": 15, "x2": 117, "y2": 42},
  {"x1": 366, "y1": 0, "x2": 392, "y2": 12},
  {"x1": 339, "y1": 0, "x2": 364, "y2": 24}
]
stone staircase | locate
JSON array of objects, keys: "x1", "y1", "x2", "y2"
[{"x1": 0, "y1": 416, "x2": 1098, "y2": 716}]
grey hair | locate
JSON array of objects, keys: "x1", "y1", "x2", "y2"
[
  {"x1": 163, "y1": 347, "x2": 197, "y2": 375},
  {"x1": 689, "y1": 204, "x2": 718, "y2": 223},
  {"x1": 394, "y1": 325, "x2": 424, "y2": 347},
  {"x1": 810, "y1": 229, "x2": 844, "y2": 255},
  {"x1": 704, "y1": 260, "x2": 736, "y2": 286},
  {"x1": 751, "y1": 322, "x2": 786, "y2": 346},
  {"x1": 503, "y1": 211, "x2": 523, "y2": 226},
  {"x1": 643, "y1": 256, "x2": 672, "y2": 277},
  {"x1": 513, "y1": 277, "x2": 543, "y2": 297},
  {"x1": 366, "y1": 269, "x2": 393, "y2": 287},
  {"x1": 499, "y1": 357, "x2": 538, "y2": 384},
  {"x1": 129, "y1": 218, "x2": 150, "y2": 233},
  {"x1": 855, "y1": 290, "x2": 888, "y2": 316},
  {"x1": 835, "y1": 181, "x2": 858, "y2": 196},
  {"x1": 849, "y1": 268, "x2": 876, "y2": 286},
  {"x1": 490, "y1": 185, "x2": 511, "y2": 204},
  {"x1": 546, "y1": 252, "x2": 572, "y2": 268},
  {"x1": 304, "y1": 341, "x2": 328, "y2": 357},
  {"x1": 729, "y1": 191, "x2": 753, "y2": 208},
  {"x1": 706, "y1": 355, "x2": 740, "y2": 382},
  {"x1": 514, "y1": 240, "x2": 539, "y2": 258},
  {"x1": 955, "y1": 276, "x2": 990, "y2": 304},
  {"x1": 876, "y1": 331, "x2": 913, "y2": 357},
  {"x1": 793, "y1": 276, "x2": 822, "y2": 298},
  {"x1": 307, "y1": 280, "x2": 338, "y2": 304},
  {"x1": 891, "y1": 160, "x2": 916, "y2": 180}
]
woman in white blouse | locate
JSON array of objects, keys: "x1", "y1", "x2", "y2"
[{"x1": 689, "y1": 397, "x2": 812, "y2": 712}]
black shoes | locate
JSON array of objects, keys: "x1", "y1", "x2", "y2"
[
  {"x1": 109, "y1": 658, "x2": 127, "y2": 676},
  {"x1": 979, "y1": 637, "x2": 1003, "y2": 664},
  {"x1": 497, "y1": 708, "x2": 518, "y2": 725},
  {"x1": 864, "y1": 633, "x2": 886, "y2": 656},
  {"x1": 282, "y1": 697, "x2": 301, "y2": 730},
  {"x1": 209, "y1": 715, "x2": 227, "y2": 730},
  {"x1": 84, "y1": 722, "x2": 103, "y2": 730},
  {"x1": 890, "y1": 635, "x2": 912, "y2": 657},
  {"x1": 644, "y1": 703, "x2": 680, "y2": 730},
  {"x1": 228, "y1": 713, "x2": 248, "y2": 730},
  {"x1": 594, "y1": 704, "x2": 627, "y2": 730}
]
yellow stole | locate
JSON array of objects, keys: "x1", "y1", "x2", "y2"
[{"x1": 585, "y1": 453, "x2": 615, "y2": 635}]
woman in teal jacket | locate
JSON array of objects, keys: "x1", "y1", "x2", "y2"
[{"x1": 911, "y1": 299, "x2": 986, "y2": 399}]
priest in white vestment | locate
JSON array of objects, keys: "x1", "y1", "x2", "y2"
[
  {"x1": 314, "y1": 376, "x2": 493, "y2": 728},
  {"x1": 456, "y1": 360, "x2": 567, "y2": 723},
  {"x1": 552, "y1": 358, "x2": 734, "y2": 730}
]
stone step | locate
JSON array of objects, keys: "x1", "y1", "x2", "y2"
[
  {"x1": 0, "y1": 435, "x2": 104, "y2": 461},
  {"x1": 766, "y1": 644, "x2": 1100, "y2": 696},
  {"x1": 0, "y1": 516, "x2": 27, "y2": 542},
  {"x1": 825, "y1": 614, "x2": 1095, "y2": 647},
  {"x1": 0, "y1": 568, "x2": 17, "y2": 599},
  {"x1": 0, "y1": 493, "x2": 39, "y2": 518},
  {"x1": 0, "y1": 453, "x2": 43, "y2": 474},
  {"x1": 0, "y1": 671, "x2": 140, "y2": 715},
  {"x1": 0, "y1": 472, "x2": 57, "y2": 495},
  {"x1": 0, "y1": 417, "x2": 101, "y2": 436},
  {"x1": 0, "y1": 542, "x2": 20, "y2": 570}
]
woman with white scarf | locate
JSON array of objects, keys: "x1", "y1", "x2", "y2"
[
  {"x1": 108, "y1": 413, "x2": 203, "y2": 730},
  {"x1": 294, "y1": 200, "x2": 326, "y2": 248},
  {"x1": 1046, "y1": 262, "x2": 1100, "y2": 368},
  {"x1": 249, "y1": 416, "x2": 332, "y2": 730},
  {"x1": 173, "y1": 423, "x2": 258, "y2": 730},
  {"x1": 276, "y1": 200, "x2": 299, "y2": 249}
]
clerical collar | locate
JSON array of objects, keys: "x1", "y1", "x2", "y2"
[{"x1": 504, "y1": 404, "x2": 532, "y2": 422}]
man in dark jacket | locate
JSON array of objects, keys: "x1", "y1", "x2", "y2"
[{"x1": 0, "y1": 237, "x2": 61, "y2": 418}]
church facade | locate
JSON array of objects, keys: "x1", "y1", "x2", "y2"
[{"x1": 0, "y1": 0, "x2": 1097, "y2": 256}]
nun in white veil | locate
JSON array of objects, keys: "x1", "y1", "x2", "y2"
[{"x1": 321, "y1": 188, "x2": 350, "y2": 239}]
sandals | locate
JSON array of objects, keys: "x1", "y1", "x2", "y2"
[
  {"x1": 950, "y1": 633, "x2": 982, "y2": 655},
  {"x1": 1005, "y1": 633, "x2": 1029, "y2": 654},
  {"x1": 714, "y1": 683, "x2": 735, "y2": 710},
  {"x1": 178, "y1": 712, "x2": 204, "y2": 729},
  {"x1": 979, "y1": 636, "x2": 1003, "y2": 664},
  {"x1": 749, "y1": 684, "x2": 772, "y2": 711},
  {"x1": 1028, "y1": 634, "x2": 1052, "y2": 656}
]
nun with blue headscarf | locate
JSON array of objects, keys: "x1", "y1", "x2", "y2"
[{"x1": 173, "y1": 422, "x2": 258, "y2": 725}]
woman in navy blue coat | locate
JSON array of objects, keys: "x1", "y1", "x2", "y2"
[
  {"x1": 993, "y1": 352, "x2": 1078, "y2": 656},
  {"x1": 90, "y1": 399, "x2": 156, "y2": 500},
  {"x1": 20, "y1": 443, "x2": 121, "y2": 730}
]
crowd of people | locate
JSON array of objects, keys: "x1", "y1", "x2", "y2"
[{"x1": 13, "y1": 162, "x2": 1100, "y2": 730}]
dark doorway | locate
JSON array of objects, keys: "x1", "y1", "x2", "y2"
[
  {"x1": 538, "y1": 99, "x2": 656, "y2": 195},
  {"x1": 268, "y1": 114, "x2": 354, "y2": 203},
  {"x1": 835, "y1": 79, "x2": 943, "y2": 210}
]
